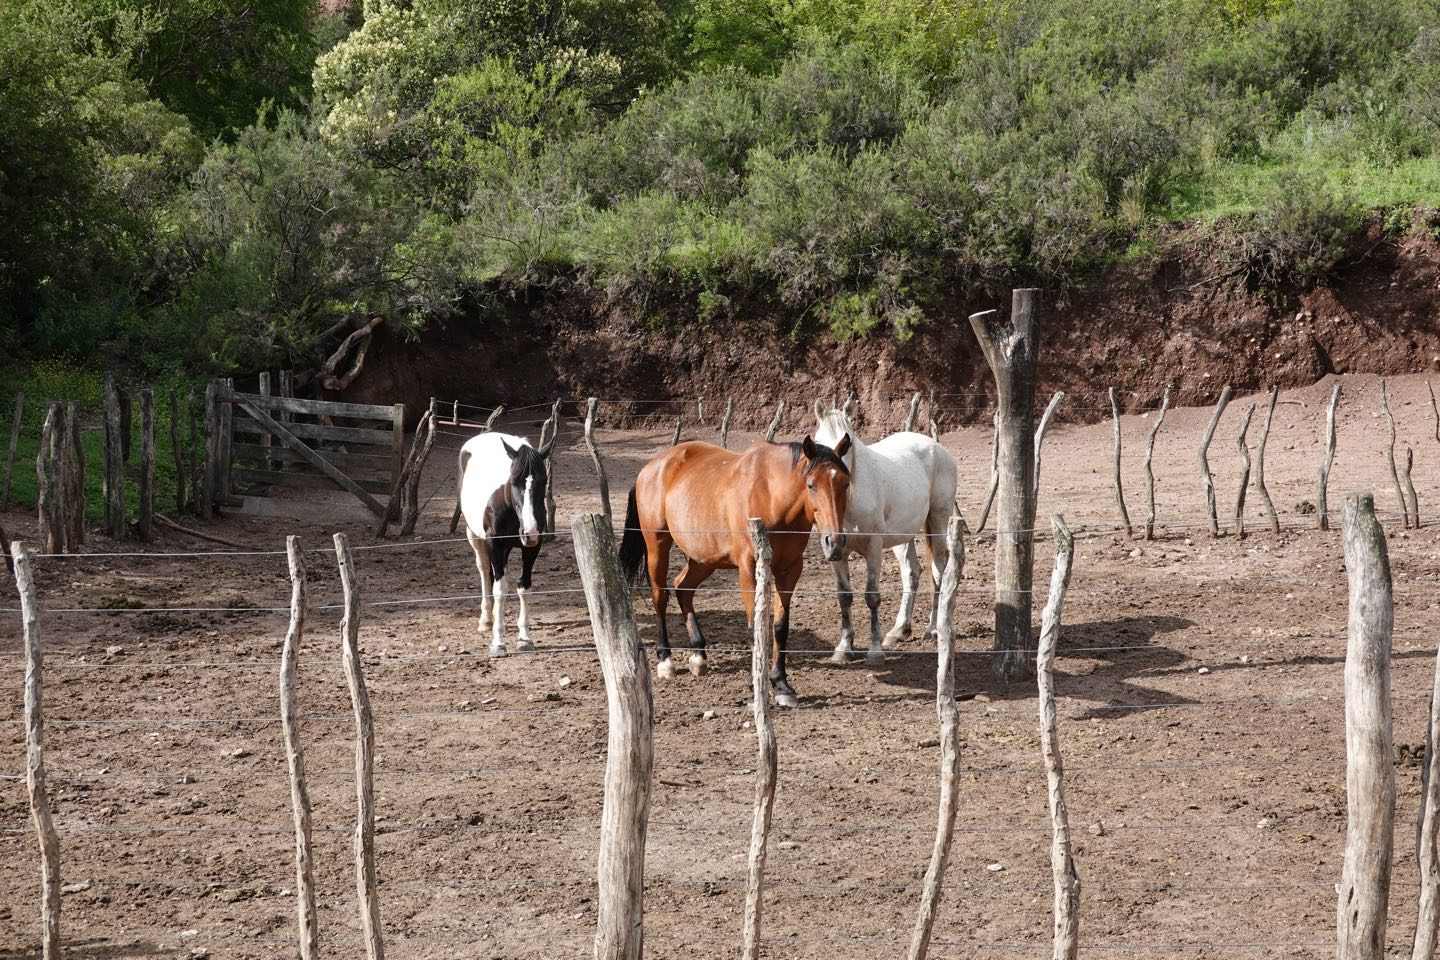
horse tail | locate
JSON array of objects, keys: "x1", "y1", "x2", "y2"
[{"x1": 618, "y1": 486, "x2": 648, "y2": 586}]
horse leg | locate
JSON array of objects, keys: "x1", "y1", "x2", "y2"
[
  {"x1": 885, "y1": 540, "x2": 920, "y2": 647},
  {"x1": 468, "y1": 532, "x2": 494, "y2": 634},
  {"x1": 489, "y1": 543, "x2": 514, "y2": 658},
  {"x1": 770, "y1": 563, "x2": 803, "y2": 709},
  {"x1": 649, "y1": 536, "x2": 677, "y2": 679},
  {"x1": 829, "y1": 557, "x2": 857, "y2": 663},
  {"x1": 515, "y1": 545, "x2": 540, "y2": 652},
  {"x1": 920, "y1": 517, "x2": 948, "y2": 644},
  {"x1": 861, "y1": 539, "x2": 886, "y2": 665},
  {"x1": 673, "y1": 560, "x2": 716, "y2": 676}
]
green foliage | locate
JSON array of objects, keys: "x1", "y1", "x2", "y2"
[{"x1": 1223, "y1": 173, "x2": 1362, "y2": 291}]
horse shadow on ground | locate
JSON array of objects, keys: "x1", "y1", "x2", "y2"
[{"x1": 814, "y1": 613, "x2": 1203, "y2": 718}]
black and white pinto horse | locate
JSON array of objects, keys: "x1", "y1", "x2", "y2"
[{"x1": 458, "y1": 431, "x2": 553, "y2": 657}]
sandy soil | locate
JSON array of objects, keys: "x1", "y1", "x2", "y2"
[{"x1": 5, "y1": 371, "x2": 1440, "y2": 959}]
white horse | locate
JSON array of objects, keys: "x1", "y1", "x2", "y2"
[
  {"x1": 458, "y1": 431, "x2": 553, "y2": 657},
  {"x1": 813, "y1": 401, "x2": 957, "y2": 664}
]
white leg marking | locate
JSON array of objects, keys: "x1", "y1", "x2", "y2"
[
  {"x1": 516, "y1": 586, "x2": 534, "y2": 651},
  {"x1": 490, "y1": 574, "x2": 508, "y2": 657},
  {"x1": 831, "y1": 558, "x2": 855, "y2": 663},
  {"x1": 886, "y1": 540, "x2": 919, "y2": 646}
]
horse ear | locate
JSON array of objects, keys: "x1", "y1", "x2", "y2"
[
  {"x1": 834, "y1": 433, "x2": 852, "y2": 458},
  {"x1": 813, "y1": 399, "x2": 825, "y2": 421},
  {"x1": 843, "y1": 398, "x2": 855, "y2": 418},
  {"x1": 537, "y1": 438, "x2": 554, "y2": 459},
  {"x1": 801, "y1": 435, "x2": 817, "y2": 461},
  {"x1": 501, "y1": 440, "x2": 519, "y2": 460}
]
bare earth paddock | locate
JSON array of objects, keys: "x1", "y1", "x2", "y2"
[{"x1": 7, "y1": 371, "x2": 1440, "y2": 959}]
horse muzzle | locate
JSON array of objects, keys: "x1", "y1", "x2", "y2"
[
  {"x1": 820, "y1": 532, "x2": 847, "y2": 561},
  {"x1": 521, "y1": 530, "x2": 541, "y2": 548}
]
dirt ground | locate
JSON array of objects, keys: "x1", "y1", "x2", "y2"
[{"x1": 6, "y1": 371, "x2": 1440, "y2": 959}]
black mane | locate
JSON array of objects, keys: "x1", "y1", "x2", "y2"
[{"x1": 785, "y1": 440, "x2": 850, "y2": 475}]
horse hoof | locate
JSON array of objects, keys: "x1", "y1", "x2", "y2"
[
  {"x1": 688, "y1": 654, "x2": 707, "y2": 677},
  {"x1": 478, "y1": 620, "x2": 491, "y2": 634},
  {"x1": 656, "y1": 658, "x2": 676, "y2": 679},
  {"x1": 516, "y1": 638, "x2": 535, "y2": 653},
  {"x1": 865, "y1": 649, "x2": 886, "y2": 666},
  {"x1": 775, "y1": 691, "x2": 799, "y2": 709},
  {"x1": 883, "y1": 626, "x2": 912, "y2": 648},
  {"x1": 830, "y1": 648, "x2": 852, "y2": 665},
  {"x1": 488, "y1": 644, "x2": 507, "y2": 659}
]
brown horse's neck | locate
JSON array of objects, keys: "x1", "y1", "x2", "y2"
[{"x1": 754, "y1": 444, "x2": 815, "y2": 533}]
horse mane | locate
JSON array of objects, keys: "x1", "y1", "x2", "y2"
[
  {"x1": 509, "y1": 442, "x2": 547, "y2": 484},
  {"x1": 785, "y1": 440, "x2": 851, "y2": 475}
]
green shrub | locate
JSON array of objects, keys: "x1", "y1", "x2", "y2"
[{"x1": 1224, "y1": 172, "x2": 1361, "y2": 291}]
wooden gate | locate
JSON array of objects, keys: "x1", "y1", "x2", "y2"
[{"x1": 212, "y1": 385, "x2": 404, "y2": 518}]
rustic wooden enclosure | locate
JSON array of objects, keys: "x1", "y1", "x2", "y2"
[{"x1": 217, "y1": 386, "x2": 404, "y2": 518}]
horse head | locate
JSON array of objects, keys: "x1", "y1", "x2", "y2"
[
  {"x1": 502, "y1": 439, "x2": 553, "y2": 548},
  {"x1": 799, "y1": 434, "x2": 852, "y2": 561}
]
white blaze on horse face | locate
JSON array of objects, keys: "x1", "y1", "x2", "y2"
[{"x1": 518, "y1": 475, "x2": 540, "y2": 546}]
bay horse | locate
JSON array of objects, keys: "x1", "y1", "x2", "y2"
[
  {"x1": 457, "y1": 431, "x2": 554, "y2": 657},
  {"x1": 617, "y1": 436, "x2": 852, "y2": 707},
  {"x1": 813, "y1": 401, "x2": 957, "y2": 664}
]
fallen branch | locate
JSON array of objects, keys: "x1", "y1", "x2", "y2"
[{"x1": 155, "y1": 514, "x2": 257, "y2": 550}]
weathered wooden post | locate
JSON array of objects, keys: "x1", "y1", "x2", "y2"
[
  {"x1": 572, "y1": 512, "x2": 651, "y2": 960},
  {"x1": 280, "y1": 536, "x2": 318, "y2": 960},
  {"x1": 1109, "y1": 388, "x2": 1132, "y2": 537},
  {"x1": 1337, "y1": 493, "x2": 1394, "y2": 960},
  {"x1": 104, "y1": 373, "x2": 125, "y2": 538},
  {"x1": 400, "y1": 403, "x2": 439, "y2": 537},
  {"x1": 906, "y1": 515, "x2": 965, "y2": 960},
  {"x1": 1034, "y1": 391, "x2": 1065, "y2": 510},
  {"x1": 335, "y1": 532, "x2": 384, "y2": 960},
  {"x1": 1381, "y1": 380, "x2": 1411, "y2": 527},
  {"x1": 36, "y1": 404, "x2": 62, "y2": 554},
  {"x1": 12, "y1": 542, "x2": 61, "y2": 959},
  {"x1": 1431, "y1": 380, "x2": 1440, "y2": 445},
  {"x1": 117, "y1": 384, "x2": 132, "y2": 464},
  {"x1": 170, "y1": 390, "x2": 185, "y2": 513},
  {"x1": 545, "y1": 399, "x2": 561, "y2": 539},
  {"x1": 583, "y1": 398, "x2": 613, "y2": 530},
  {"x1": 1197, "y1": 385, "x2": 1232, "y2": 538},
  {"x1": 1143, "y1": 387, "x2": 1170, "y2": 540},
  {"x1": 670, "y1": 416, "x2": 682, "y2": 447},
  {"x1": 720, "y1": 398, "x2": 734, "y2": 449},
  {"x1": 2, "y1": 390, "x2": 22, "y2": 508},
  {"x1": 258, "y1": 372, "x2": 273, "y2": 471},
  {"x1": 743, "y1": 519, "x2": 778, "y2": 960},
  {"x1": 218, "y1": 377, "x2": 234, "y2": 498},
  {"x1": 969, "y1": 289, "x2": 1040, "y2": 680},
  {"x1": 1233, "y1": 402, "x2": 1256, "y2": 539},
  {"x1": 484, "y1": 404, "x2": 505, "y2": 432},
  {"x1": 1413, "y1": 622, "x2": 1440, "y2": 960},
  {"x1": 64, "y1": 403, "x2": 83, "y2": 551},
  {"x1": 1407, "y1": 447, "x2": 1421, "y2": 530},
  {"x1": 764, "y1": 400, "x2": 786, "y2": 443},
  {"x1": 1318, "y1": 384, "x2": 1341, "y2": 531},
  {"x1": 904, "y1": 392, "x2": 923, "y2": 433},
  {"x1": 199, "y1": 381, "x2": 219, "y2": 521},
  {"x1": 1255, "y1": 387, "x2": 1279, "y2": 534},
  {"x1": 138, "y1": 388, "x2": 155, "y2": 541},
  {"x1": 1037, "y1": 517, "x2": 1079, "y2": 960},
  {"x1": 976, "y1": 409, "x2": 1000, "y2": 533}
]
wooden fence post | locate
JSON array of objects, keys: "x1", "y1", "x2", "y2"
[
  {"x1": 1143, "y1": 387, "x2": 1170, "y2": 540},
  {"x1": 170, "y1": 390, "x2": 185, "y2": 514},
  {"x1": 572, "y1": 512, "x2": 652, "y2": 960},
  {"x1": 484, "y1": 404, "x2": 505, "y2": 432},
  {"x1": 218, "y1": 378, "x2": 234, "y2": 498},
  {"x1": 138, "y1": 388, "x2": 155, "y2": 541},
  {"x1": 744, "y1": 519, "x2": 778, "y2": 960},
  {"x1": 1034, "y1": 391, "x2": 1065, "y2": 511},
  {"x1": 969, "y1": 289, "x2": 1039, "y2": 681},
  {"x1": 1337, "y1": 493, "x2": 1394, "y2": 960},
  {"x1": 583, "y1": 398, "x2": 613, "y2": 530},
  {"x1": 1109, "y1": 388, "x2": 1132, "y2": 537},
  {"x1": 764, "y1": 400, "x2": 785, "y2": 443},
  {"x1": 670, "y1": 417, "x2": 681, "y2": 447},
  {"x1": 104, "y1": 373, "x2": 125, "y2": 538},
  {"x1": 280, "y1": 536, "x2": 318, "y2": 960},
  {"x1": 63, "y1": 404, "x2": 84, "y2": 551},
  {"x1": 2, "y1": 391, "x2": 22, "y2": 508},
  {"x1": 1318, "y1": 384, "x2": 1341, "y2": 531},
  {"x1": 720, "y1": 398, "x2": 734, "y2": 449},
  {"x1": 199, "y1": 381, "x2": 218, "y2": 521},
  {"x1": 906, "y1": 515, "x2": 966, "y2": 960},
  {"x1": 976, "y1": 409, "x2": 1001, "y2": 534},
  {"x1": 12, "y1": 542, "x2": 61, "y2": 959},
  {"x1": 904, "y1": 392, "x2": 922, "y2": 433},
  {"x1": 1197, "y1": 385, "x2": 1232, "y2": 538},
  {"x1": 545, "y1": 399, "x2": 561, "y2": 539},
  {"x1": 1415, "y1": 619, "x2": 1440, "y2": 960},
  {"x1": 399, "y1": 403, "x2": 438, "y2": 537},
  {"x1": 259, "y1": 373, "x2": 273, "y2": 472},
  {"x1": 1382, "y1": 380, "x2": 1410, "y2": 527},
  {"x1": 36, "y1": 404, "x2": 62, "y2": 554},
  {"x1": 335, "y1": 532, "x2": 384, "y2": 960},
  {"x1": 1233, "y1": 402, "x2": 1256, "y2": 539},
  {"x1": 1255, "y1": 387, "x2": 1279, "y2": 534},
  {"x1": 118, "y1": 385, "x2": 132, "y2": 464},
  {"x1": 1407, "y1": 447, "x2": 1421, "y2": 530},
  {"x1": 1037, "y1": 516, "x2": 1079, "y2": 960}
]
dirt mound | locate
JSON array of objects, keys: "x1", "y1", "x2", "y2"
[{"x1": 341, "y1": 228, "x2": 1440, "y2": 432}]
